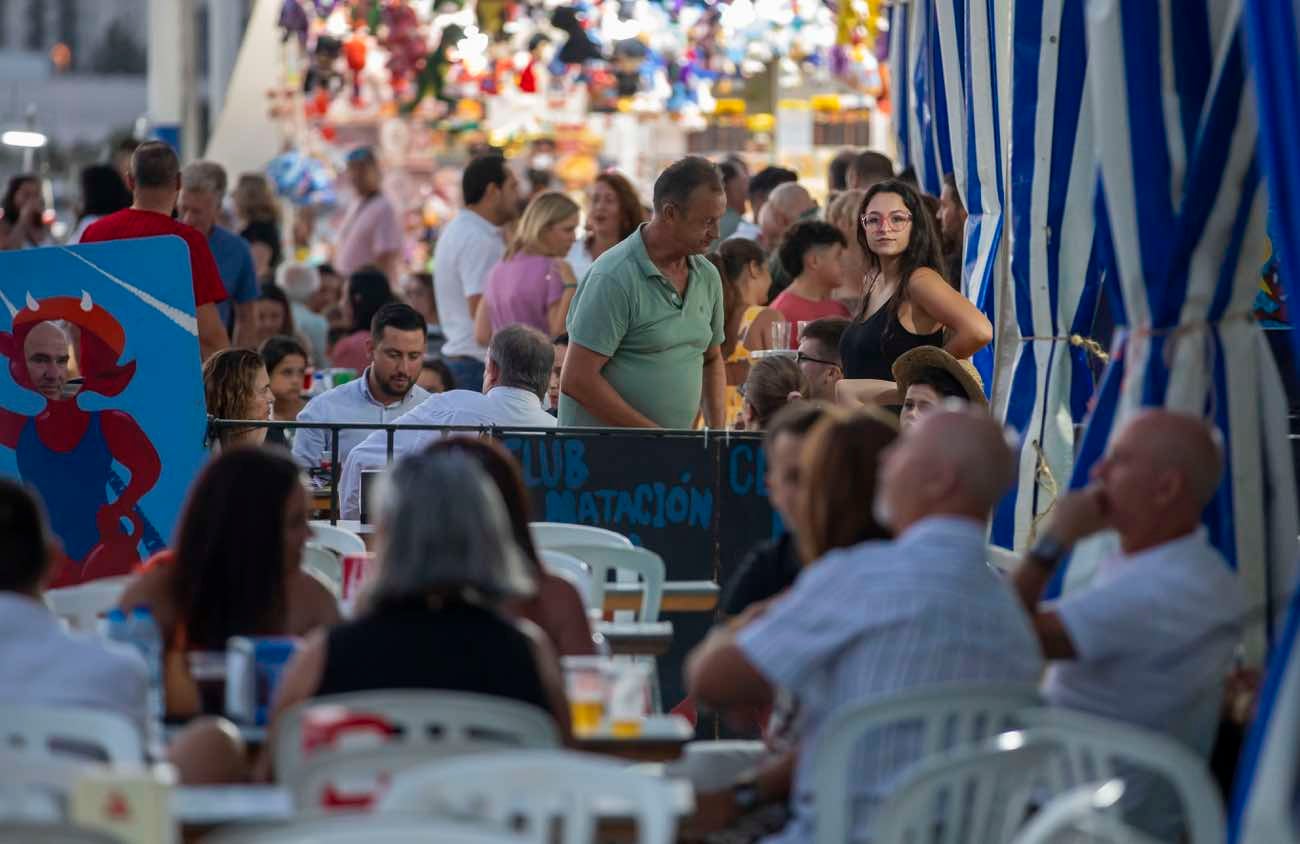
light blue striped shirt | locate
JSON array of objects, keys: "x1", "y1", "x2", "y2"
[{"x1": 737, "y1": 517, "x2": 1043, "y2": 843}]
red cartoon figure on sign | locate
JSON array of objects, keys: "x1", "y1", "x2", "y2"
[{"x1": 0, "y1": 291, "x2": 161, "y2": 586}]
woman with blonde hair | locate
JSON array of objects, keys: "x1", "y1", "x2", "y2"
[
  {"x1": 202, "y1": 348, "x2": 273, "y2": 449},
  {"x1": 475, "y1": 191, "x2": 582, "y2": 343},
  {"x1": 825, "y1": 188, "x2": 868, "y2": 313}
]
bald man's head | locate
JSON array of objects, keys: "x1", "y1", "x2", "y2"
[
  {"x1": 1094, "y1": 409, "x2": 1222, "y2": 540},
  {"x1": 24, "y1": 320, "x2": 72, "y2": 401},
  {"x1": 767, "y1": 182, "x2": 815, "y2": 218},
  {"x1": 874, "y1": 405, "x2": 1013, "y2": 532}
]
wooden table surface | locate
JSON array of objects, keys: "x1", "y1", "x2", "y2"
[
  {"x1": 603, "y1": 580, "x2": 719, "y2": 614},
  {"x1": 595, "y1": 621, "x2": 674, "y2": 657}
]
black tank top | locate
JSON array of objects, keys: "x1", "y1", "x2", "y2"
[
  {"x1": 840, "y1": 305, "x2": 945, "y2": 381},
  {"x1": 316, "y1": 597, "x2": 551, "y2": 715}
]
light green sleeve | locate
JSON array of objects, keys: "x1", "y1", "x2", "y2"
[{"x1": 566, "y1": 270, "x2": 632, "y2": 358}]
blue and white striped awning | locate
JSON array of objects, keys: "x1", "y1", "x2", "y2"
[
  {"x1": 1227, "y1": 0, "x2": 1300, "y2": 839},
  {"x1": 1051, "y1": 1, "x2": 1298, "y2": 664},
  {"x1": 891, "y1": 0, "x2": 1298, "y2": 660}
]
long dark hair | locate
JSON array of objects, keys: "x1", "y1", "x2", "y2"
[
  {"x1": 426, "y1": 437, "x2": 543, "y2": 573},
  {"x1": 347, "y1": 269, "x2": 396, "y2": 334},
  {"x1": 2, "y1": 174, "x2": 38, "y2": 223},
  {"x1": 708, "y1": 237, "x2": 766, "y2": 359},
  {"x1": 78, "y1": 164, "x2": 132, "y2": 220},
  {"x1": 854, "y1": 179, "x2": 946, "y2": 326},
  {"x1": 169, "y1": 448, "x2": 303, "y2": 649}
]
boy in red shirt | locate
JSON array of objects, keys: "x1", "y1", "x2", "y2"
[
  {"x1": 81, "y1": 141, "x2": 230, "y2": 361},
  {"x1": 769, "y1": 220, "x2": 850, "y2": 347}
]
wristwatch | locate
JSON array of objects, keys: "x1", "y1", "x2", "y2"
[
  {"x1": 1029, "y1": 533, "x2": 1068, "y2": 568},
  {"x1": 732, "y1": 778, "x2": 762, "y2": 813}
]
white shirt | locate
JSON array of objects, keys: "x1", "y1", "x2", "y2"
[
  {"x1": 1044, "y1": 527, "x2": 1244, "y2": 739},
  {"x1": 0, "y1": 592, "x2": 149, "y2": 743},
  {"x1": 565, "y1": 240, "x2": 595, "y2": 283},
  {"x1": 339, "y1": 386, "x2": 557, "y2": 518},
  {"x1": 737, "y1": 517, "x2": 1043, "y2": 843},
  {"x1": 728, "y1": 219, "x2": 762, "y2": 241},
  {"x1": 433, "y1": 209, "x2": 504, "y2": 360},
  {"x1": 292, "y1": 369, "x2": 430, "y2": 469}
]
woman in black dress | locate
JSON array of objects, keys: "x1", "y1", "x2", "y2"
[{"x1": 837, "y1": 179, "x2": 992, "y2": 406}]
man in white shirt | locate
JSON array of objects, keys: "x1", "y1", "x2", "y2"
[
  {"x1": 433, "y1": 154, "x2": 520, "y2": 393},
  {"x1": 0, "y1": 478, "x2": 148, "y2": 739},
  {"x1": 687, "y1": 408, "x2": 1042, "y2": 843},
  {"x1": 340, "y1": 324, "x2": 557, "y2": 518},
  {"x1": 1014, "y1": 409, "x2": 1244, "y2": 743},
  {"x1": 293, "y1": 303, "x2": 430, "y2": 470}
]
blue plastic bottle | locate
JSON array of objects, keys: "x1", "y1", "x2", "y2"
[{"x1": 126, "y1": 605, "x2": 165, "y2": 756}]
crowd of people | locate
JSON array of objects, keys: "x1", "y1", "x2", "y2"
[{"x1": 0, "y1": 138, "x2": 1253, "y2": 842}]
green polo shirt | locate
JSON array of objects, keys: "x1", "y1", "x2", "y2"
[{"x1": 559, "y1": 226, "x2": 724, "y2": 428}]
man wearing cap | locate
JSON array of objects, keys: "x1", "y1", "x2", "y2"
[
  {"x1": 891, "y1": 345, "x2": 987, "y2": 429},
  {"x1": 335, "y1": 148, "x2": 403, "y2": 282}
]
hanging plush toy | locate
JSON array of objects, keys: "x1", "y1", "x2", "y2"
[
  {"x1": 552, "y1": 6, "x2": 603, "y2": 64},
  {"x1": 517, "y1": 34, "x2": 551, "y2": 93},
  {"x1": 278, "y1": 0, "x2": 309, "y2": 46},
  {"x1": 304, "y1": 34, "x2": 344, "y2": 97},
  {"x1": 344, "y1": 35, "x2": 368, "y2": 104},
  {"x1": 400, "y1": 24, "x2": 464, "y2": 115}
]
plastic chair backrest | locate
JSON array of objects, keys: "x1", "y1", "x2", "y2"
[
  {"x1": 377, "y1": 750, "x2": 679, "y2": 844},
  {"x1": 1013, "y1": 709, "x2": 1225, "y2": 844},
  {"x1": 274, "y1": 690, "x2": 560, "y2": 810},
  {"x1": 301, "y1": 544, "x2": 343, "y2": 596},
  {"x1": 1010, "y1": 781, "x2": 1165, "y2": 844},
  {"x1": 44, "y1": 577, "x2": 130, "y2": 632},
  {"x1": 310, "y1": 523, "x2": 367, "y2": 556},
  {"x1": 0, "y1": 705, "x2": 143, "y2": 766},
  {"x1": 539, "y1": 550, "x2": 593, "y2": 611},
  {"x1": 0, "y1": 752, "x2": 105, "y2": 824},
  {"x1": 530, "y1": 523, "x2": 632, "y2": 551},
  {"x1": 811, "y1": 683, "x2": 1042, "y2": 844},
  {"x1": 543, "y1": 544, "x2": 665, "y2": 621},
  {"x1": 204, "y1": 814, "x2": 528, "y2": 844},
  {"x1": 870, "y1": 735, "x2": 1056, "y2": 844}
]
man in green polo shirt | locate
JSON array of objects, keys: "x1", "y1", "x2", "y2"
[{"x1": 559, "y1": 156, "x2": 728, "y2": 429}]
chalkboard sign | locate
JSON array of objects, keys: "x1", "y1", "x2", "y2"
[{"x1": 499, "y1": 429, "x2": 775, "y2": 719}]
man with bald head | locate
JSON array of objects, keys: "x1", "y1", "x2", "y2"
[
  {"x1": 24, "y1": 321, "x2": 72, "y2": 402},
  {"x1": 687, "y1": 407, "x2": 1041, "y2": 842},
  {"x1": 1014, "y1": 409, "x2": 1244, "y2": 744},
  {"x1": 759, "y1": 182, "x2": 818, "y2": 300}
]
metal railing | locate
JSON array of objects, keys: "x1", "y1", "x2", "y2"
[{"x1": 206, "y1": 417, "x2": 762, "y2": 523}]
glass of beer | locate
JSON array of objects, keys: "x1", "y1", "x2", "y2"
[
  {"x1": 563, "y1": 656, "x2": 608, "y2": 736},
  {"x1": 608, "y1": 660, "x2": 651, "y2": 737}
]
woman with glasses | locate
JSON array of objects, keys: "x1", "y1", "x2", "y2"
[{"x1": 837, "y1": 179, "x2": 992, "y2": 407}]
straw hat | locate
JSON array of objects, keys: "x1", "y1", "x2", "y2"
[{"x1": 891, "y1": 346, "x2": 988, "y2": 408}]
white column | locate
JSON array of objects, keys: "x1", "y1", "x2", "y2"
[
  {"x1": 147, "y1": 0, "x2": 184, "y2": 150},
  {"x1": 207, "y1": 0, "x2": 242, "y2": 133}
]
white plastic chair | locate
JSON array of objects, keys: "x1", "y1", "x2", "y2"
[
  {"x1": 0, "y1": 752, "x2": 104, "y2": 824},
  {"x1": 870, "y1": 733, "x2": 1056, "y2": 844},
  {"x1": 539, "y1": 550, "x2": 593, "y2": 612},
  {"x1": 44, "y1": 577, "x2": 130, "y2": 632},
  {"x1": 811, "y1": 684, "x2": 1042, "y2": 844},
  {"x1": 530, "y1": 522, "x2": 632, "y2": 551},
  {"x1": 377, "y1": 750, "x2": 680, "y2": 844},
  {"x1": 300, "y1": 545, "x2": 343, "y2": 596},
  {"x1": 204, "y1": 815, "x2": 527, "y2": 844},
  {"x1": 302, "y1": 523, "x2": 366, "y2": 595},
  {"x1": 274, "y1": 690, "x2": 560, "y2": 810},
  {"x1": 1013, "y1": 708, "x2": 1225, "y2": 844},
  {"x1": 0, "y1": 705, "x2": 143, "y2": 765},
  {"x1": 547, "y1": 544, "x2": 665, "y2": 622},
  {"x1": 310, "y1": 523, "x2": 367, "y2": 555},
  {"x1": 1011, "y1": 781, "x2": 1164, "y2": 844}
]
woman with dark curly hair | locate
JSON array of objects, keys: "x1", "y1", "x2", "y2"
[
  {"x1": 837, "y1": 179, "x2": 992, "y2": 407},
  {"x1": 565, "y1": 170, "x2": 644, "y2": 281},
  {"x1": 202, "y1": 348, "x2": 272, "y2": 449}
]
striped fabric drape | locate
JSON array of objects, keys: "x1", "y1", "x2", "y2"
[
  {"x1": 888, "y1": 0, "x2": 945, "y2": 196},
  {"x1": 989, "y1": 0, "x2": 1106, "y2": 549},
  {"x1": 1225, "y1": 1, "x2": 1300, "y2": 839},
  {"x1": 1048, "y1": 1, "x2": 1298, "y2": 663}
]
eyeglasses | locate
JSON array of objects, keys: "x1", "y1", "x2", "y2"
[
  {"x1": 797, "y1": 351, "x2": 841, "y2": 369},
  {"x1": 861, "y1": 212, "x2": 913, "y2": 231}
]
